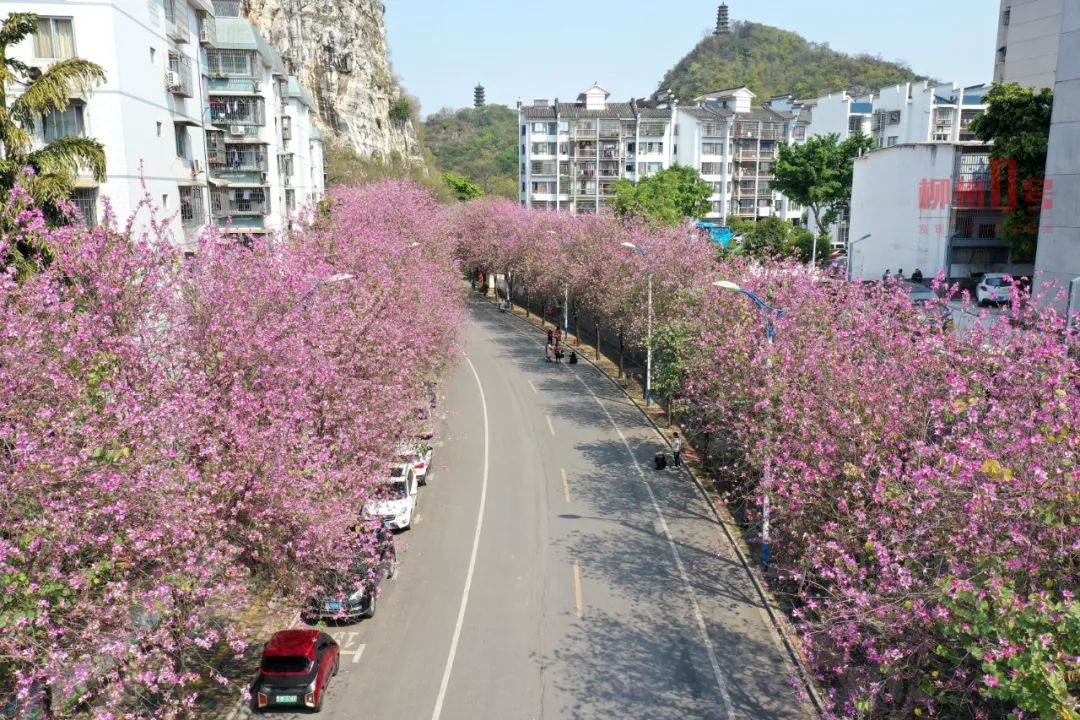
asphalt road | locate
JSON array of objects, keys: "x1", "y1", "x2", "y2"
[{"x1": 246, "y1": 296, "x2": 813, "y2": 720}]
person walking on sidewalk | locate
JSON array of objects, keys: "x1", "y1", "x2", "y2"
[
  {"x1": 672, "y1": 432, "x2": 683, "y2": 467},
  {"x1": 545, "y1": 343, "x2": 554, "y2": 363},
  {"x1": 547, "y1": 327, "x2": 554, "y2": 346}
]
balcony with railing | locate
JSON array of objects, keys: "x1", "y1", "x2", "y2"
[
  {"x1": 212, "y1": 144, "x2": 269, "y2": 172},
  {"x1": 167, "y1": 53, "x2": 194, "y2": 97},
  {"x1": 598, "y1": 120, "x2": 621, "y2": 138},
  {"x1": 638, "y1": 122, "x2": 667, "y2": 137},
  {"x1": 598, "y1": 162, "x2": 619, "y2": 178},
  {"x1": 209, "y1": 96, "x2": 265, "y2": 126},
  {"x1": 163, "y1": 0, "x2": 190, "y2": 42},
  {"x1": 211, "y1": 187, "x2": 270, "y2": 217}
]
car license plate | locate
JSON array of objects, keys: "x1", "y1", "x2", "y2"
[
  {"x1": 275, "y1": 695, "x2": 298, "y2": 704},
  {"x1": 326, "y1": 601, "x2": 342, "y2": 611}
]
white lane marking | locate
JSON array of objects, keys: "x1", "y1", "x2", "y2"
[
  {"x1": 546, "y1": 415, "x2": 556, "y2": 436},
  {"x1": 348, "y1": 644, "x2": 367, "y2": 664},
  {"x1": 528, "y1": 379, "x2": 539, "y2": 395},
  {"x1": 573, "y1": 560, "x2": 584, "y2": 618},
  {"x1": 561, "y1": 468, "x2": 571, "y2": 503},
  {"x1": 574, "y1": 372, "x2": 735, "y2": 720},
  {"x1": 430, "y1": 356, "x2": 490, "y2": 720}
]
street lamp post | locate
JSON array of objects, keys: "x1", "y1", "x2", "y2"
[
  {"x1": 846, "y1": 234, "x2": 871, "y2": 282},
  {"x1": 299, "y1": 272, "x2": 355, "y2": 305},
  {"x1": 713, "y1": 280, "x2": 784, "y2": 569},
  {"x1": 621, "y1": 242, "x2": 653, "y2": 407},
  {"x1": 548, "y1": 230, "x2": 570, "y2": 337}
]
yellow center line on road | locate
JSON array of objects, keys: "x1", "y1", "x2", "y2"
[
  {"x1": 528, "y1": 379, "x2": 539, "y2": 395},
  {"x1": 573, "y1": 560, "x2": 584, "y2": 618},
  {"x1": 546, "y1": 415, "x2": 556, "y2": 436},
  {"x1": 561, "y1": 468, "x2": 571, "y2": 503}
]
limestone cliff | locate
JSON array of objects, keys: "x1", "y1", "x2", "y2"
[{"x1": 241, "y1": 0, "x2": 422, "y2": 162}]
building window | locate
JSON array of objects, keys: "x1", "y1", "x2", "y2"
[
  {"x1": 150, "y1": 47, "x2": 156, "y2": 62},
  {"x1": 521, "y1": 125, "x2": 526, "y2": 136},
  {"x1": 174, "y1": 123, "x2": 188, "y2": 158},
  {"x1": 521, "y1": 181, "x2": 526, "y2": 193},
  {"x1": 162, "y1": 193, "x2": 170, "y2": 210},
  {"x1": 286, "y1": 189, "x2": 296, "y2": 212},
  {"x1": 69, "y1": 188, "x2": 97, "y2": 226},
  {"x1": 33, "y1": 17, "x2": 75, "y2": 59},
  {"x1": 887, "y1": 136, "x2": 898, "y2": 147},
  {"x1": 179, "y1": 186, "x2": 205, "y2": 227},
  {"x1": 157, "y1": 121, "x2": 163, "y2": 136},
  {"x1": 42, "y1": 103, "x2": 85, "y2": 143}
]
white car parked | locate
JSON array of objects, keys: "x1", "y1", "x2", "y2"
[
  {"x1": 395, "y1": 442, "x2": 433, "y2": 485},
  {"x1": 976, "y1": 273, "x2": 1013, "y2": 306},
  {"x1": 365, "y1": 464, "x2": 418, "y2": 531}
]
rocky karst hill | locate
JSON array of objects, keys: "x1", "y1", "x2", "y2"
[{"x1": 240, "y1": 0, "x2": 422, "y2": 162}]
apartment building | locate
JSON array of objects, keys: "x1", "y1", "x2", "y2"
[
  {"x1": 518, "y1": 84, "x2": 808, "y2": 223},
  {"x1": 994, "y1": 0, "x2": 1064, "y2": 89},
  {"x1": 4, "y1": 0, "x2": 324, "y2": 247},
  {"x1": 5, "y1": 0, "x2": 216, "y2": 243},
  {"x1": 804, "y1": 82, "x2": 989, "y2": 149},
  {"x1": 518, "y1": 84, "x2": 675, "y2": 214},
  {"x1": 676, "y1": 88, "x2": 808, "y2": 224}
]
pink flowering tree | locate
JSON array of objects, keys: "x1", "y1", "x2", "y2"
[{"x1": 0, "y1": 179, "x2": 463, "y2": 717}]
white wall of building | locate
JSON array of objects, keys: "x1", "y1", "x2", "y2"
[
  {"x1": 1034, "y1": 1, "x2": 1080, "y2": 314},
  {"x1": 848, "y1": 144, "x2": 958, "y2": 281},
  {"x1": 995, "y1": 0, "x2": 1064, "y2": 90}
]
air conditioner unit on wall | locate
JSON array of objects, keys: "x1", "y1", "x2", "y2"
[
  {"x1": 253, "y1": 81, "x2": 261, "y2": 93},
  {"x1": 229, "y1": 125, "x2": 246, "y2": 136},
  {"x1": 192, "y1": 159, "x2": 203, "y2": 175},
  {"x1": 165, "y1": 71, "x2": 180, "y2": 89}
]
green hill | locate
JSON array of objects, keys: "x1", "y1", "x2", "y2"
[
  {"x1": 421, "y1": 105, "x2": 519, "y2": 199},
  {"x1": 657, "y1": 21, "x2": 928, "y2": 102}
]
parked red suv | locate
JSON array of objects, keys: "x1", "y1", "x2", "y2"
[{"x1": 254, "y1": 630, "x2": 339, "y2": 712}]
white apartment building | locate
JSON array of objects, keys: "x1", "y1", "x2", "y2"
[
  {"x1": 994, "y1": 0, "x2": 1064, "y2": 89},
  {"x1": 1033, "y1": 2, "x2": 1079, "y2": 315},
  {"x1": 518, "y1": 84, "x2": 676, "y2": 214},
  {"x1": 676, "y1": 88, "x2": 808, "y2": 224},
  {"x1": 805, "y1": 82, "x2": 989, "y2": 149},
  {"x1": 799, "y1": 81, "x2": 989, "y2": 249},
  {"x1": 4, "y1": 0, "x2": 325, "y2": 247},
  {"x1": 518, "y1": 84, "x2": 808, "y2": 223},
  {"x1": 6, "y1": 0, "x2": 215, "y2": 244}
]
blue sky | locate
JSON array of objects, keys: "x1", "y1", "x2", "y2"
[{"x1": 384, "y1": 0, "x2": 998, "y2": 117}]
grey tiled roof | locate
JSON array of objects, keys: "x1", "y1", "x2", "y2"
[{"x1": 522, "y1": 105, "x2": 557, "y2": 119}]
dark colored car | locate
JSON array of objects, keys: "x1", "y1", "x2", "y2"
[
  {"x1": 254, "y1": 630, "x2": 339, "y2": 712},
  {"x1": 303, "y1": 524, "x2": 397, "y2": 623}
]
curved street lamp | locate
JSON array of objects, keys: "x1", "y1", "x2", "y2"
[{"x1": 714, "y1": 279, "x2": 785, "y2": 569}]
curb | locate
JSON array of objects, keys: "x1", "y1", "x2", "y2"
[{"x1": 481, "y1": 292, "x2": 826, "y2": 718}]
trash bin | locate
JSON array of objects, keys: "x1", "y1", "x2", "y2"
[{"x1": 654, "y1": 452, "x2": 667, "y2": 470}]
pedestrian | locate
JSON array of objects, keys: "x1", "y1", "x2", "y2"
[
  {"x1": 911, "y1": 268, "x2": 924, "y2": 283},
  {"x1": 554, "y1": 325, "x2": 563, "y2": 345},
  {"x1": 547, "y1": 327, "x2": 554, "y2": 346},
  {"x1": 882, "y1": 268, "x2": 892, "y2": 282},
  {"x1": 569, "y1": 349, "x2": 578, "y2": 365},
  {"x1": 896, "y1": 268, "x2": 906, "y2": 281},
  {"x1": 672, "y1": 432, "x2": 682, "y2": 467},
  {"x1": 545, "y1": 343, "x2": 553, "y2": 363},
  {"x1": 555, "y1": 342, "x2": 564, "y2": 363}
]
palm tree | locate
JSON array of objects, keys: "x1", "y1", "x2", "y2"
[{"x1": 0, "y1": 13, "x2": 107, "y2": 209}]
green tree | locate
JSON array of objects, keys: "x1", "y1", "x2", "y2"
[
  {"x1": 443, "y1": 171, "x2": 483, "y2": 201},
  {"x1": 770, "y1": 132, "x2": 874, "y2": 255},
  {"x1": 969, "y1": 82, "x2": 1054, "y2": 262},
  {"x1": 612, "y1": 164, "x2": 713, "y2": 226},
  {"x1": 726, "y1": 216, "x2": 810, "y2": 260},
  {"x1": 0, "y1": 13, "x2": 107, "y2": 209},
  {"x1": 421, "y1": 105, "x2": 518, "y2": 198}
]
